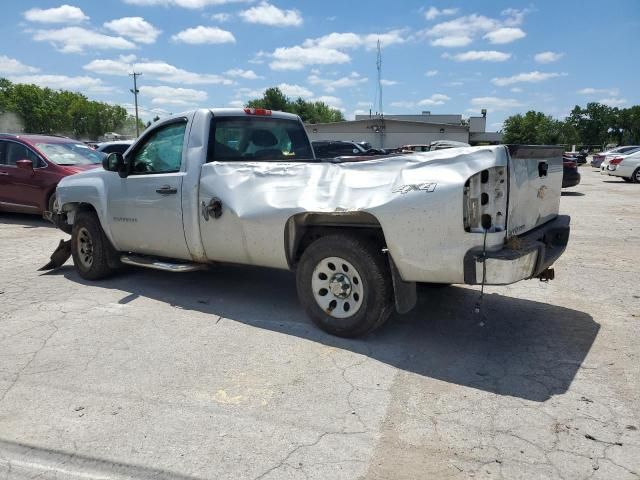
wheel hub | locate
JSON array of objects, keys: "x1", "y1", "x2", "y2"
[
  {"x1": 311, "y1": 256, "x2": 363, "y2": 319},
  {"x1": 329, "y1": 273, "x2": 352, "y2": 298},
  {"x1": 76, "y1": 227, "x2": 94, "y2": 269}
]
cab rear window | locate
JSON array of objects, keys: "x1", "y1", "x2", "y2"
[{"x1": 207, "y1": 117, "x2": 314, "y2": 162}]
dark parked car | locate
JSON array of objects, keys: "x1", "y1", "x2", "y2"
[
  {"x1": 0, "y1": 134, "x2": 104, "y2": 218},
  {"x1": 562, "y1": 157, "x2": 581, "y2": 188},
  {"x1": 95, "y1": 140, "x2": 134, "y2": 155},
  {"x1": 563, "y1": 150, "x2": 587, "y2": 165},
  {"x1": 312, "y1": 140, "x2": 383, "y2": 158}
]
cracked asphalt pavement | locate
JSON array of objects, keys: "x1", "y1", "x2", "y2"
[{"x1": 0, "y1": 168, "x2": 638, "y2": 479}]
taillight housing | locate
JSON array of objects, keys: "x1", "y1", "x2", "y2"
[
  {"x1": 463, "y1": 167, "x2": 507, "y2": 233},
  {"x1": 244, "y1": 108, "x2": 272, "y2": 116},
  {"x1": 563, "y1": 160, "x2": 577, "y2": 168},
  {"x1": 609, "y1": 157, "x2": 624, "y2": 165}
]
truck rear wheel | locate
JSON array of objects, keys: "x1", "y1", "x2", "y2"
[
  {"x1": 296, "y1": 234, "x2": 394, "y2": 338},
  {"x1": 71, "y1": 211, "x2": 118, "y2": 280}
]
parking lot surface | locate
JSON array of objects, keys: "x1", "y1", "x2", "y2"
[{"x1": 0, "y1": 167, "x2": 638, "y2": 479}]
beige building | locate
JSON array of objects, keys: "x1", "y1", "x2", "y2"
[{"x1": 307, "y1": 111, "x2": 502, "y2": 149}]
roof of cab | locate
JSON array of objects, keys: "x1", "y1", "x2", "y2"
[{"x1": 208, "y1": 108, "x2": 301, "y2": 121}]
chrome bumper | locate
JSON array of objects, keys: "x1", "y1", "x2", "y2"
[{"x1": 464, "y1": 215, "x2": 571, "y2": 285}]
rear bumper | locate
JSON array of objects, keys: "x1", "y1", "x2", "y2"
[
  {"x1": 562, "y1": 168, "x2": 581, "y2": 188},
  {"x1": 464, "y1": 215, "x2": 571, "y2": 285}
]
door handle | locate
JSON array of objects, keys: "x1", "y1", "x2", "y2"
[{"x1": 156, "y1": 185, "x2": 177, "y2": 195}]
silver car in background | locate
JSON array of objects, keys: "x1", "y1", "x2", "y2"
[
  {"x1": 592, "y1": 145, "x2": 640, "y2": 168},
  {"x1": 606, "y1": 151, "x2": 640, "y2": 183}
]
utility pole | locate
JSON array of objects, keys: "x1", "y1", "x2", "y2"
[
  {"x1": 129, "y1": 72, "x2": 142, "y2": 137},
  {"x1": 376, "y1": 39, "x2": 383, "y2": 118}
]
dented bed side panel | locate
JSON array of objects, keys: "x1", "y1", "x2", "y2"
[{"x1": 197, "y1": 146, "x2": 509, "y2": 283}]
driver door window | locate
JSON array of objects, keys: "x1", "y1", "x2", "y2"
[{"x1": 131, "y1": 122, "x2": 187, "y2": 174}]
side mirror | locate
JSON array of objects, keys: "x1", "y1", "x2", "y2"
[
  {"x1": 103, "y1": 152, "x2": 129, "y2": 178},
  {"x1": 16, "y1": 159, "x2": 34, "y2": 171}
]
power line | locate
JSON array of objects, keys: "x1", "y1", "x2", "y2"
[{"x1": 129, "y1": 72, "x2": 142, "y2": 137}]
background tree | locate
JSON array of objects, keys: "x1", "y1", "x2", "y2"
[
  {"x1": 502, "y1": 102, "x2": 640, "y2": 147},
  {"x1": 0, "y1": 78, "x2": 139, "y2": 139},
  {"x1": 246, "y1": 87, "x2": 344, "y2": 123}
]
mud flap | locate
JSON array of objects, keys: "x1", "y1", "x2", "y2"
[
  {"x1": 388, "y1": 255, "x2": 417, "y2": 314},
  {"x1": 39, "y1": 239, "x2": 72, "y2": 271}
]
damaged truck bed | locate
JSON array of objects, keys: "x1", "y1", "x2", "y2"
[{"x1": 44, "y1": 107, "x2": 570, "y2": 337}]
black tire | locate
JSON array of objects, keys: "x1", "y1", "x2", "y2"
[
  {"x1": 622, "y1": 177, "x2": 633, "y2": 183},
  {"x1": 633, "y1": 168, "x2": 640, "y2": 184},
  {"x1": 71, "y1": 211, "x2": 118, "y2": 280},
  {"x1": 296, "y1": 234, "x2": 394, "y2": 338}
]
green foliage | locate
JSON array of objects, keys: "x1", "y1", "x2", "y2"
[
  {"x1": 503, "y1": 103, "x2": 640, "y2": 146},
  {"x1": 0, "y1": 77, "x2": 141, "y2": 139},
  {"x1": 246, "y1": 87, "x2": 344, "y2": 124}
]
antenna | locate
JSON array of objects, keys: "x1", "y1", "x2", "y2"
[
  {"x1": 129, "y1": 72, "x2": 142, "y2": 137},
  {"x1": 376, "y1": 39, "x2": 383, "y2": 118}
]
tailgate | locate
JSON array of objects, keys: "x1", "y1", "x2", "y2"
[{"x1": 506, "y1": 145, "x2": 564, "y2": 237}]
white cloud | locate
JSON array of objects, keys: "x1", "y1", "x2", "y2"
[
  {"x1": 123, "y1": 0, "x2": 252, "y2": 7},
  {"x1": 234, "y1": 87, "x2": 267, "y2": 100},
  {"x1": 424, "y1": 10, "x2": 529, "y2": 49},
  {"x1": 534, "y1": 51, "x2": 565, "y2": 63},
  {"x1": 425, "y1": 70, "x2": 439, "y2": 77},
  {"x1": 492, "y1": 71, "x2": 566, "y2": 86},
  {"x1": 225, "y1": 68, "x2": 262, "y2": 79},
  {"x1": 239, "y1": 2, "x2": 302, "y2": 27},
  {"x1": 23, "y1": 5, "x2": 88, "y2": 24},
  {"x1": 470, "y1": 96, "x2": 523, "y2": 111},
  {"x1": 483, "y1": 27, "x2": 525, "y2": 44},
  {"x1": 444, "y1": 50, "x2": 511, "y2": 62},
  {"x1": 228, "y1": 100, "x2": 245, "y2": 108},
  {"x1": 270, "y1": 46, "x2": 350, "y2": 70},
  {"x1": 277, "y1": 83, "x2": 313, "y2": 98},
  {"x1": 392, "y1": 94, "x2": 450, "y2": 108},
  {"x1": 390, "y1": 101, "x2": 415, "y2": 109},
  {"x1": 313, "y1": 95, "x2": 343, "y2": 108},
  {"x1": 268, "y1": 29, "x2": 407, "y2": 70},
  {"x1": 598, "y1": 97, "x2": 627, "y2": 107},
  {"x1": 430, "y1": 35, "x2": 472, "y2": 47},
  {"x1": 577, "y1": 87, "x2": 619, "y2": 96},
  {"x1": 307, "y1": 72, "x2": 367, "y2": 92},
  {"x1": 0, "y1": 56, "x2": 39, "y2": 74},
  {"x1": 139, "y1": 85, "x2": 208, "y2": 106},
  {"x1": 510, "y1": 87, "x2": 522, "y2": 93},
  {"x1": 380, "y1": 79, "x2": 398, "y2": 86},
  {"x1": 211, "y1": 13, "x2": 232, "y2": 22},
  {"x1": 171, "y1": 26, "x2": 235, "y2": 44},
  {"x1": 84, "y1": 55, "x2": 233, "y2": 85},
  {"x1": 419, "y1": 93, "x2": 451, "y2": 106},
  {"x1": 32, "y1": 27, "x2": 136, "y2": 54},
  {"x1": 425, "y1": 7, "x2": 459, "y2": 20},
  {"x1": 7, "y1": 74, "x2": 115, "y2": 94},
  {"x1": 104, "y1": 17, "x2": 161, "y2": 44}
]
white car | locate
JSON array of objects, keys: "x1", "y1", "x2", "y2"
[
  {"x1": 591, "y1": 145, "x2": 640, "y2": 168},
  {"x1": 601, "y1": 147, "x2": 640, "y2": 174},
  {"x1": 607, "y1": 151, "x2": 640, "y2": 183}
]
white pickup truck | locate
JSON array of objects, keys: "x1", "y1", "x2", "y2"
[{"x1": 46, "y1": 108, "x2": 570, "y2": 337}]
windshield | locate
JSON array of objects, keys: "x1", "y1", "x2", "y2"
[
  {"x1": 36, "y1": 142, "x2": 105, "y2": 165},
  {"x1": 208, "y1": 116, "x2": 314, "y2": 162}
]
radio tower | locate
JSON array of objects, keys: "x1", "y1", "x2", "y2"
[{"x1": 376, "y1": 39, "x2": 383, "y2": 118}]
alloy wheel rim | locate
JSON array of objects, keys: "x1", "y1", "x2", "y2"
[
  {"x1": 77, "y1": 227, "x2": 94, "y2": 269},
  {"x1": 312, "y1": 256, "x2": 363, "y2": 319}
]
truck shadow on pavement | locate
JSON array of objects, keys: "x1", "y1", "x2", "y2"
[
  {"x1": 0, "y1": 212, "x2": 54, "y2": 228},
  {"x1": 54, "y1": 263, "x2": 598, "y2": 403}
]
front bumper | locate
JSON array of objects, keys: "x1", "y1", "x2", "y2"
[{"x1": 464, "y1": 215, "x2": 571, "y2": 285}]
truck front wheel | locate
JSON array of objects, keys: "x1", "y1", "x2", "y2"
[
  {"x1": 71, "y1": 211, "x2": 118, "y2": 280},
  {"x1": 296, "y1": 234, "x2": 394, "y2": 338}
]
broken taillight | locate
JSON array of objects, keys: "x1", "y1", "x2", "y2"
[
  {"x1": 244, "y1": 108, "x2": 272, "y2": 116},
  {"x1": 463, "y1": 167, "x2": 507, "y2": 233}
]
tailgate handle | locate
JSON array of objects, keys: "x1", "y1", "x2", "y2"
[{"x1": 538, "y1": 162, "x2": 548, "y2": 177}]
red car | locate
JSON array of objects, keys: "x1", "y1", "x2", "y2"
[{"x1": 0, "y1": 134, "x2": 104, "y2": 218}]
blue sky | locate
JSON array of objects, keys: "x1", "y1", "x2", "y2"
[{"x1": 1, "y1": 0, "x2": 638, "y2": 130}]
